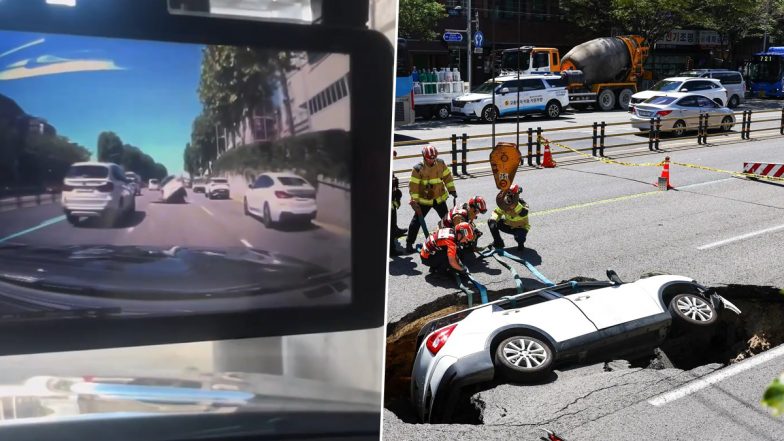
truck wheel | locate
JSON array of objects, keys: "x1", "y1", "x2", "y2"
[
  {"x1": 617, "y1": 89, "x2": 633, "y2": 111},
  {"x1": 481, "y1": 105, "x2": 499, "y2": 123},
  {"x1": 545, "y1": 100, "x2": 562, "y2": 119},
  {"x1": 597, "y1": 89, "x2": 616, "y2": 111},
  {"x1": 436, "y1": 105, "x2": 450, "y2": 119}
]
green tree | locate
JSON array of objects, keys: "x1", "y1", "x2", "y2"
[
  {"x1": 611, "y1": 0, "x2": 694, "y2": 44},
  {"x1": 398, "y1": 0, "x2": 446, "y2": 40},
  {"x1": 559, "y1": 0, "x2": 614, "y2": 34},
  {"x1": 97, "y1": 131, "x2": 124, "y2": 164},
  {"x1": 691, "y1": 0, "x2": 760, "y2": 63}
]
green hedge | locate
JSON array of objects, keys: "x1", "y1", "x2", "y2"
[{"x1": 213, "y1": 129, "x2": 350, "y2": 185}]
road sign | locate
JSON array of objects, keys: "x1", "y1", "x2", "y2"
[
  {"x1": 474, "y1": 47, "x2": 483, "y2": 54},
  {"x1": 474, "y1": 31, "x2": 484, "y2": 47},
  {"x1": 443, "y1": 32, "x2": 463, "y2": 43}
]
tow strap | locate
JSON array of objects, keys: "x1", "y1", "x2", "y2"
[{"x1": 479, "y1": 247, "x2": 556, "y2": 287}]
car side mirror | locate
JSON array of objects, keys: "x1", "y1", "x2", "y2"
[
  {"x1": 680, "y1": 88, "x2": 688, "y2": 92},
  {"x1": 606, "y1": 269, "x2": 623, "y2": 285},
  {"x1": 499, "y1": 87, "x2": 510, "y2": 94}
]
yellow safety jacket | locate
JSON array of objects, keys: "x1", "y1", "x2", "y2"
[
  {"x1": 491, "y1": 202, "x2": 530, "y2": 230},
  {"x1": 409, "y1": 159, "x2": 455, "y2": 206}
]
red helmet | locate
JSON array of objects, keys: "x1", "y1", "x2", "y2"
[
  {"x1": 468, "y1": 196, "x2": 487, "y2": 213},
  {"x1": 454, "y1": 222, "x2": 475, "y2": 242},
  {"x1": 422, "y1": 144, "x2": 438, "y2": 161},
  {"x1": 449, "y1": 207, "x2": 468, "y2": 223},
  {"x1": 509, "y1": 184, "x2": 522, "y2": 195}
]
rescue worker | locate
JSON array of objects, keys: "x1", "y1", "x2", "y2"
[
  {"x1": 420, "y1": 222, "x2": 475, "y2": 274},
  {"x1": 389, "y1": 172, "x2": 407, "y2": 256},
  {"x1": 439, "y1": 196, "x2": 488, "y2": 251},
  {"x1": 405, "y1": 144, "x2": 456, "y2": 253},
  {"x1": 488, "y1": 184, "x2": 530, "y2": 252}
]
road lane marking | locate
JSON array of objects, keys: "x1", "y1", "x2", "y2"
[
  {"x1": 0, "y1": 215, "x2": 66, "y2": 243},
  {"x1": 240, "y1": 239, "x2": 253, "y2": 248},
  {"x1": 698, "y1": 223, "x2": 784, "y2": 250},
  {"x1": 530, "y1": 191, "x2": 661, "y2": 217},
  {"x1": 648, "y1": 344, "x2": 784, "y2": 406},
  {"x1": 200, "y1": 206, "x2": 214, "y2": 217}
]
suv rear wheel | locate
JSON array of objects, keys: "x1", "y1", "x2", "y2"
[{"x1": 495, "y1": 335, "x2": 554, "y2": 382}]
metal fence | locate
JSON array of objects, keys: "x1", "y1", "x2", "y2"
[
  {"x1": 0, "y1": 187, "x2": 60, "y2": 211},
  {"x1": 392, "y1": 107, "x2": 784, "y2": 181}
]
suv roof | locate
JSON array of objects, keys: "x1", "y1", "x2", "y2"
[
  {"x1": 69, "y1": 161, "x2": 116, "y2": 168},
  {"x1": 661, "y1": 77, "x2": 722, "y2": 83},
  {"x1": 491, "y1": 74, "x2": 564, "y2": 82}
]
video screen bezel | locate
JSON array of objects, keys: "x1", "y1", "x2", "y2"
[{"x1": 0, "y1": 0, "x2": 392, "y2": 355}]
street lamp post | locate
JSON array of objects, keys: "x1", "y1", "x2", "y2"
[{"x1": 447, "y1": 0, "x2": 472, "y2": 87}]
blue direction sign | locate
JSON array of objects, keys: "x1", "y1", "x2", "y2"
[
  {"x1": 474, "y1": 31, "x2": 484, "y2": 47},
  {"x1": 443, "y1": 32, "x2": 463, "y2": 43}
]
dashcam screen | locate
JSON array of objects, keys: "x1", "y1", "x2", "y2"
[{"x1": 0, "y1": 30, "x2": 352, "y2": 319}]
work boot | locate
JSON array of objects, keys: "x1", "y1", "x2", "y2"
[
  {"x1": 517, "y1": 243, "x2": 525, "y2": 252},
  {"x1": 394, "y1": 227, "x2": 408, "y2": 237},
  {"x1": 405, "y1": 243, "x2": 416, "y2": 254}
]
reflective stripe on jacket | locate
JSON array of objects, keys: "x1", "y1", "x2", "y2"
[
  {"x1": 491, "y1": 202, "x2": 530, "y2": 230},
  {"x1": 409, "y1": 159, "x2": 455, "y2": 206}
]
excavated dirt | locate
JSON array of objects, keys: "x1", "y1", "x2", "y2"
[{"x1": 384, "y1": 282, "x2": 784, "y2": 424}]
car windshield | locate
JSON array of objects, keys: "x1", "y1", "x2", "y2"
[
  {"x1": 748, "y1": 57, "x2": 783, "y2": 83},
  {"x1": 66, "y1": 165, "x2": 109, "y2": 179},
  {"x1": 644, "y1": 96, "x2": 677, "y2": 105},
  {"x1": 278, "y1": 176, "x2": 308, "y2": 186},
  {"x1": 150, "y1": 179, "x2": 159, "y2": 184},
  {"x1": 649, "y1": 80, "x2": 683, "y2": 92},
  {"x1": 473, "y1": 81, "x2": 501, "y2": 94}
]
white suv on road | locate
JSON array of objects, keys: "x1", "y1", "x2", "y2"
[
  {"x1": 205, "y1": 177, "x2": 230, "y2": 200},
  {"x1": 410, "y1": 272, "x2": 741, "y2": 423},
  {"x1": 452, "y1": 74, "x2": 570, "y2": 123},
  {"x1": 243, "y1": 172, "x2": 317, "y2": 228},
  {"x1": 631, "y1": 77, "x2": 728, "y2": 106},
  {"x1": 62, "y1": 162, "x2": 135, "y2": 226}
]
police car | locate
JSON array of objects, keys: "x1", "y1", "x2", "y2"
[{"x1": 451, "y1": 74, "x2": 569, "y2": 123}]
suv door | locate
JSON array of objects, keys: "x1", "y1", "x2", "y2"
[
  {"x1": 518, "y1": 79, "x2": 546, "y2": 112},
  {"x1": 562, "y1": 283, "x2": 664, "y2": 330},
  {"x1": 497, "y1": 80, "x2": 521, "y2": 116},
  {"x1": 249, "y1": 174, "x2": 274, "y2": 209}
]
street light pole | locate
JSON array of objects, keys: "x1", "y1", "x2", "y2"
[{"x1": 467, "y1": 0, "x2": 472, "y2": 88}]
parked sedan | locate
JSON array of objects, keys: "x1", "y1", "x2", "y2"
[
  {"x1": 243, "y1": 172, "x2": 317, "y2": 228},
  {"x1": 630, "y1": 94, "x2": 735, "y2": 137},
  {"x1": 410, "y1": 272, "x2": 741, "y2": 423}
]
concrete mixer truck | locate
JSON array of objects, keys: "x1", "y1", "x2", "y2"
[{"x1": 497, "y1": 35, "x2": 650, "y2": 111}]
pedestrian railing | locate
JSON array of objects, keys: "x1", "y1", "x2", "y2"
[
  {"x1": 392, "y1": 107, "x2": 784, "y2": 182},
  {"x1": 0, "y1": 190, "x2": 60, "y2": 211}
]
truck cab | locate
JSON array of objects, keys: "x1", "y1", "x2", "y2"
[{"x1": 499, "y1": 47, "x2": 561, "y2": 76}]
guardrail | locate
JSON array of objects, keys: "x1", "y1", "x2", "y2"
[
  {"x1": 392, "y1": 107, "x2": 784, "y2": 179},
  {"x1": 0, "y1": 192, "x2": 60, "y2": 211}
]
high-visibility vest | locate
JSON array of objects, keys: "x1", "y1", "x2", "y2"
[
  {"x1": 409, "y1": 159, "x2": 455, "y2": 206},
  {"x1": 420, "y1": 228, "x2": 458, "y2": 259},
  {"x1": 491, "y1": 202, "x2": 530, "y2": 230}
]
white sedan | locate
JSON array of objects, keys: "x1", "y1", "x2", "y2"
[
  {"x1": 243, "y1": 172, "x2": 317, "y2": 227},
  {"x1": 410, "y1": 272, "x2": 741, "y2": 423},
  {"x1": 630, "y1": 93, "x2": 735, "y2": 137}
]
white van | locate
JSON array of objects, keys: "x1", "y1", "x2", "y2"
[{"x1": 451, "y1": 74, "x2": 570, "y2": 123}]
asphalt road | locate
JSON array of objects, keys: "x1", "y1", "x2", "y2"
[
  {"x1": 387, "y1": 99, "x2": 784, "y2": 440},
  {"x1": 384, "y1": 343, "x2": 784, "y2": 440}
]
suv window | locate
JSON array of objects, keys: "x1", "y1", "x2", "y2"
[
  {"x1": 519, "y1": 79, "x2": 545, "y2": 91},
  {"x1": 714, "y1": 72, "x2": 742, "y2": 85},
  {"x1": 545, "y1": 77, "x2": 567, "y2": 88},
  {"x1": 253, "y1": 175, "x2": 274, "y2": 188},
  {"x1": 66, "y1": 165, "x2": 109, "y2": 179},
  {"x1": 683, "y1": 80, "x2": 714, "y2": 91},
  {"x1": 500, "y1": 80, "x2": 521, "y2": 93}
]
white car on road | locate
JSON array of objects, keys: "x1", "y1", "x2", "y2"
[
  {"x1": 158, "y1": 175, "x2": 187, "y2": 203},
  {"x1": 630, "y1": 77, "x2": 728, "y2": 106},
  {"x1": 124, "y1": 171, "x2": 142, "y2": 196},
  {"x1": 451, "y1": 74, "x2": 570, "y2": 123},
  {"x1": 410, "y1": 272, "x2": 741, "y2": 423},
  {"x1": 205, "y1": 177, "x2": 230, "y2": 200},
  {"x1": 61, "y1": 162, "x2": 135, "y2": 226},
  {"x1": 630, "y1": 94, "x2": 735, "y2": 137},
  {"x1": 243, "y1": 172, "x2": 317, "y2": 227},
  {"x1": 148, "y1": 179, "x2": 160, "y2": 191}
]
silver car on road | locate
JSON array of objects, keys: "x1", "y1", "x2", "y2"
[{"x1": 630, "y1": 93, "x2": 735, "y2": 137}]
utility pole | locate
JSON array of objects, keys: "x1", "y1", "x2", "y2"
[{"x1": 467, "y1": 0, "x2": 472, "y2": 88}]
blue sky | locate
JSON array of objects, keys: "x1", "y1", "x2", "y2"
[{"x1": 0, "y1": 30, "x2": 204, "y2": 176}]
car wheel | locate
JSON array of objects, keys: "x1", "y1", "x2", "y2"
[
  {"x1": 65, "y1": 213, "x2": 79, "y2": 226},
  {"x1": 728, "y1": 95, "x2": 739, "y2": 108},
  {"x1": 481, "y1": 105, "x2": 498, "y2": 123},
  {"x1": 720, "y1": 116, "x2": 734, "y2": 132},
  {"x1": 262, "y1": 203, "x2": 273, "y2": 228},
  {"x1": 672, "y1": 120, "x2": 687, "y2": 137},
  {"x1": 597, "y1": 89, "x2": 616, "y2": 111},
  {"x1": 494, "y1": 335, "x2": 554, "y2": 382},
  {"x1": 243, "y1": 197, "x2": 249, "y2": 215},
  {"x1": 436, "y1": 105, "x2": 450, "y2": 119},
  {"x1": 669, "y1": 293, "x2": 717, "y2": 327},
  {"x1": 545, "y1": 100, "x2": 561, "y2": 119},
  {"x1": 617, "y1": 88, "x2": 633, "y2": 111}
]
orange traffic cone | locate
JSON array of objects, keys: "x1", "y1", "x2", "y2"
[
  {"x1": 542, "y1": 143, "x2": 557, "y2": 168},
  {"x1": 656, "y1": 156, "x2": 673, "y2": 190}
]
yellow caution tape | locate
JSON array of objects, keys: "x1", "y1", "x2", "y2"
[
  {"x1": 540, "y1": 135, "x2": 784, "y2": 183},
  {"x1": 539, "y1": 136, "x2": 664, "y2": 168}
]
